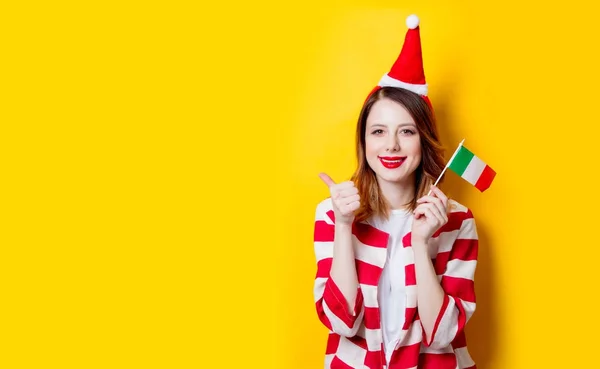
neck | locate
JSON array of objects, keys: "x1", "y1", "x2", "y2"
[{"x1": 377, "y1": 176, "x2": 416, "y2": 210}]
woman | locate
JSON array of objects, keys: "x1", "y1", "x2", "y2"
[{"x1": 312, "y1": 15, "x2": 478, "y2": 369}]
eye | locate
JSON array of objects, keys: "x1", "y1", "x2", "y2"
[
  {"x1": 400, "y1": 129, "x2": 415, "y2": 135},
  {"x1": 371, "y1": 129, "x2": 384, "y2": 135}
]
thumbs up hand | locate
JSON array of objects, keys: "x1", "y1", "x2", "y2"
[{"x1": 319, "y1": 173, "x2": 361, "y2": 226}]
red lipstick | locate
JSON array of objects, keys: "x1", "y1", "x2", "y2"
[{"x1": 378, "y1": 156, "x2": 406, "y2": 169}]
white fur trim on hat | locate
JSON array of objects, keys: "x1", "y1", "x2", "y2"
[{"x1": 377, "y1": 74, "x2": 428, "y2": 96}]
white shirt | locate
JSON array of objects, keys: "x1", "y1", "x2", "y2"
[{"x1": 371, "y1": 208, "x2": 413, "y2": 365}]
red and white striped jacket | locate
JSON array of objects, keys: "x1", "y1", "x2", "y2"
[{"x1": 313, "y1": 197, "x2": 478, "y2": 369}]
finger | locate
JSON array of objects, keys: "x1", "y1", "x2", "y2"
[
  {"x1": 318, "y1": 173, "x2": 336, "y2": 187},
  {"x1": 339, "y1": 187, "x2": 359, "y2": 197},
  {"x1": 336, "y1": 195, "x2": 360, "y2": 214},
  {"x1": 331, "y1": 186, "x2": 357, "y2": 201},
  {"x1": 349, "y1": 200, "x2": 360, "y2": 210},
  {"x1": 420, "y1": 203, "x2": 444, "y2": 223},
  {"x1": 335, "y1": 181, "x2": 356, "y2": 190},
  {"x1": 341, "y1": 201, "x2": 360, "y2": 216},
  {"x1": 417, "y1": 203, "x2": 445, "y2": 224},
  {"x1": 427, "y1": 203, "x2": 447, "y2": 224},
  {"x1": 430, "y1": 186, "x2": 448, "y2": 208},
  {"x1": 414, "y1": 204, "x2": 427, "y2": 219},
  {"x1": 346, "y1": 201, "x2": 360, "y2": 213},
  {"x1": 424, "y1": 207, "x2": 440, "y2": 224},
  {"x1": 431, "y1": 197, "x2": 447, "y2": 219},
  {"x1": 342, "y1": 194, "x2": 360, "y2": 205},
  {"x1": 416, "y1": 195, "x2": 443, "y2": 205},
  {"x1": 416, "y1": 195, "x2": 445, "y2": 216}
]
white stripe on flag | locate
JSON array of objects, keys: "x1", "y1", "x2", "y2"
[{"x1": 462, "y1": 156, "x2": 486, "y2": 185}]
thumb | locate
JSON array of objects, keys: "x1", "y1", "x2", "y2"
[{"x1": 318, "y1": 172, "x2": 336, "y2": 187}]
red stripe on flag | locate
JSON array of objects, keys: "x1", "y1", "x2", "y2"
[
  {"x1": 474, "y1": 165, "x2": 496, "y2": 191},
  {"x1": 356, "y1": 260, "x2": 383, "y2": 286},
  {"x1": 418, "y1": 353, "x2": 458, "y2": 369},
  {"x1": 363, "y1": 307, "x2": 380, "y2": 329}
]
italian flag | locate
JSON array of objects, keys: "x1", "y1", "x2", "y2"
[{"x1": 446, "y1": 140, "x2": 496, "y2": 192}]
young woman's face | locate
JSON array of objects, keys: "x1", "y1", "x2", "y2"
[{"x1": 365, "y1": 98, "x2": 422, "y2": 185}]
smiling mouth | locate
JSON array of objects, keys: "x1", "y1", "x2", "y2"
[{"x1": 378, "y1": 156, "x2": 406, "y2": 169}]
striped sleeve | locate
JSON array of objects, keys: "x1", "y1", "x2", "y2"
[
  {"x1": 313, "y1": 199, "x2": 364, "y2": 337},
  {"x1": 423, "y1": 209, "x2": 478, "y2": 350}
]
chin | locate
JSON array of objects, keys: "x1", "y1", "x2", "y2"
[
  {"x1": 373, "y1": 169, "x2": 405, "y2": 183},
  {"x1": 380, "y1": 174, "x2": 408, "y2": 184}
]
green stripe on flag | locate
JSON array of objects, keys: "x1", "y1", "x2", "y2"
[{"x1": 448, "y1": 146, "x2": 474, "y2": 176}]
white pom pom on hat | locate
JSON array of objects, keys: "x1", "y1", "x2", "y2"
[{"x1": 405, "y1": 14, "x2": 419, "y2": 29}]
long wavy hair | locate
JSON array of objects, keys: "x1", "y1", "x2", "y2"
[{"x1": 351, "y1": 86, "x2": 446, "y2": 223}]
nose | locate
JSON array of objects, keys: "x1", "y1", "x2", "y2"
[{"x1": 386, "y1": 135, "x2": 400, "y2": 152}]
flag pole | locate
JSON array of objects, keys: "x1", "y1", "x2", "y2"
[{"x1": 427, "y1": 138, "x2": 465, "y2": 196}]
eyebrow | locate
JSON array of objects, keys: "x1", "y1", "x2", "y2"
[{"x1": 369, "y1": 123, "x2": 416, "y2": 128}]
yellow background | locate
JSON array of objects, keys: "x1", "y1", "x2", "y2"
[{"x1": 2, "y1": 1, "x2": 599, "y2": 368}]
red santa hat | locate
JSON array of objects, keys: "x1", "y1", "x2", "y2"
[{"x1": 367, "y1": 14, "x2": 432, "y2": 110}]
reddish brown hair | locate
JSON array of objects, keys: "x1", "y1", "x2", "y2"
[{"x1": 351, "y1": 87, "x2": 446, "y2": 222}]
